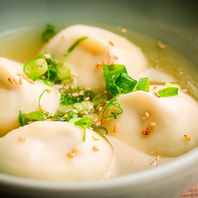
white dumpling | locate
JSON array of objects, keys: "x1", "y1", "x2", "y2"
[
  {"x1": 103, "y1": 86, "x2": 198, "y2": 157},
  {"x1": 40, "y1": 24, "x2": 148, "y2": 89},
  {"x1": 0, "y1": 121, "x2": 115, "y2": 181},
  {"x1": 0, "y1": 58, "x2": 60, "y2": 137}
]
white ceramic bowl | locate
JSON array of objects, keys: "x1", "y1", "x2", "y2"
[{"x1": 0, "y1": 0, "x2": 198, "y2": 197}]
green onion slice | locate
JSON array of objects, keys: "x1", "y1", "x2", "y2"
[
  {"x1": 103, "y1": 64, "x2": 127, "y2": 95},
  {"x1": 56, "y1": 62, "x2": 70, "y2": 80},
  {"x1": 115, "y1": 73, "x2": 137, "y2": 93},
  {"x1": 102, "y1": 98, "x2": 123, "y2": 119},
  {"x1": 38, "y1": 52, "x2": 57, "y2": 67},
  {"x1": 164, "y1": 82, "x2": 181, "y2": 89},
  {"x1": 38, "y1": 89, "x2": 50, "y2": 112},
  {"x1": 157, "y1": 87, "x2": 178, "y2": 97},
  {"x1": 64, "y1": 36, "x2": 88, "y2": 57},
  {"x1": 23, "y1": 58, "x2": 48, "y2": 80},
  {"x1": 92, "y1": 92, "x2": 107, "y2": 107},
  {"x1": 94, "y1": 126, "x2": 108, "y2": 137},
  {"x1": 42, "y1": 24, "x2": 56, "y2": 43},
  {"x1": 136, "y1": 77, "x2": 150, "y2": 92}
]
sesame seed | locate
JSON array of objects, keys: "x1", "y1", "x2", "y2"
[
  {"x1": 67, "y1": 152, "x2": 75, "y2": 158},
  {"x1": 13, "y1": 79, "x2": 19, "y2": 85},
  {"x1": 109, "y1": 41, "x2": 114, "y2": 46},
  {"x1": 84, "y1": 97, "x2": 90, "y2": 101},
  {"x1": 38, "y1": 61, "x2": 45, "y2": 66},
  {"x1": 43, "y1": 54, "x2": 50, "y2": 59},
  {"x1": 154, "y1": 92, "x2": 161, "y2": 98},
  {"x1": 79, "y1": 90, "x2": 84, "y2": 95},
  {"x1": 28, "y1": 79, "x2": 35, "y2": 84},
  {"x1": 61, "y1": 34, "x2": 66, "y2": 39},
  {"x1": 19, "y1": 77, "x2": 23, "y2": 85},
  {"x1": 149, "y1": 122, "x2": 156, "y2": 127},
  {"x1": 107, "y1": 52, "x2": 111, "y2": 58},
  {"x1": 100, "y1": 118, "x2": 105, "y2": 125},
  {"x1": 145, "y1": 112, "x2": 150, "y2": 118},
  {"x1": 98, "y1": 106, "x2": 103, "y2": 112},
  {"x1": 141, "y1": 129, "x2": 146, "y2": 135},
  {"x1": 153, "y1": 86, "x2": 157, "y2": 90},
  {"x1": 63, "y1": 114, "x2": 68, "y2": 119},
  {"x1": 18, "y1": 135, "x2": 27, "y2": 142},
  {"x1": 72, "y1": 93, "x2": 79, "y2": 97},
  {"x1": 71, "y1": 147, "x2": 79, "y2": 153},
  {"x1": 121, "y1": 28, "x2": 127, "y2": 33},
  {"x1": 113, "y1": 124, "x2": 119, "y2": 132},
  {"x1": 157, "y1": 41, "x2": 166, "y2": 49},
  {"x1": 146, "y1": 126, "x2": 151, "y2": 135},
  {"x1": 181, "y1": 89, "x2": 188, "y2": 93},
  {"x1": 85, "y1": 87, "x2": 91, "y2": 91},
  {"x1": 95, "y1": 121, "x2": 101, "y2": 126},
  {"x1": 70, "y1": 72, "x2": 78, "y2": 77},
  {"x1": 8, "y1": 77, "x2": 13, "y2": 84},
  {"x1": 63, "y1": 86, "x2": 69, "y2": 90},
  {"x1": 49, "y1": 113, "x2": 54, "y2": 117},
  {"x1": 95, "y1": 62, "x2": 103, "y2": 68},
  {"x1": 142, "y1": 116, "x2": 147, "y2": 120},
  {"x1": 93, "y1": 146, "x2": 99, "y2": 151},
  {"x1": 84, "y1": 111, "x2": 89, "y2": 115},
  {"x1": 113, "y1": 55, "x2": 119, "y2": 60},
  {"x1": 72, "y1": 109, "x2": 78, "y2": 114},
  {"x1": 184, "y1": 134, "x2": 191, "y2": 141}
]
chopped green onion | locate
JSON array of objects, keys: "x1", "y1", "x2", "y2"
[
  {"x1": 103, "y1": 64, "x2": 127, "y2": 95},
  {"x1": 38, "y1": 89, "x2": 50, "y2": 112},
  {"x1": 102, "y1": 98, "x2": 123, "y2": 119},
  {"x1": 115, "y1": 73, "x2": 137, "y2": 93},
  {"x1": 57, "y1": 104, "x2": 74, "y2": 115},
  {"x1": 23, "y1": 58, "x2": 48, "y2": 80},
  {"x1": 56, "y1": 62, "x2": 70, "y2": 80},
  {"x1": 38, "y1": 52, "x2": 57, "y2": 67},
  {"x1": 92, "y1": 92, "x2": 107, "y2": 107},
  {"x1": 18, "y1": 111, "x2": 45, "y2": 127},
  {"x1": 164, "y1": 82, "x2": 181, "y2": 89},
  {"x1": 94, "y1": 126, "x2": 108, "y2": 137},
  {"x1": 92, "y1": 135, "x2": 100, "y2": 141},
  {"x1": 136, "y1": 77, "x2": 150, "y2": 92},
  {"x1": 42, "y1": 24, "x2": 56, "y2": 43},
  {"x1": 63, "y1": 36, "x2": 88, "y2": 57},
  {"x1": 157, "y1": 87, "x2": 178, "y2": 97}
]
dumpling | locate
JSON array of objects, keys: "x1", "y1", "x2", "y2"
[
  {"x1": 0, "y1": 121, "x2": 115, "y2": 181},
  {"x1": 40, "y1": 24, "x2": 148, "y2": 89},
  {"x1": 103, "y1": 85, "x2": 198, "y2": 157},
  {"x1": 0, "y1": 57, "x2": 60, "y2": 137}
]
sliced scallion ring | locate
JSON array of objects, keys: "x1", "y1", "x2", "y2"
[{"x1": 56, "y1": 62, "x2": 70, "y2": 80}]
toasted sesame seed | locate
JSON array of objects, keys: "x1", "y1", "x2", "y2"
[
  {"x1": 109, "y1": 41, "x2": 114, "y2": 46},
  {"x1": 113, "y1": 55, "x2": 119, "y2": 60},
  {"x1": 98, "y1": 106, "x2": 103, "y2": 112},
  {"x1": 38, "y1": 61, "x2": 45, "y2": 66},
  {"x1": 142, "y1": 116, "x2": 147, "y2": 120},
  {"x1": 13, "y1": 78, "x2": 19, "y2": 85},
  {"x1": 71, "y1": 147, "x2": 79, "y2": 153},
  {"x1": 43, "y1": 54, "x2": 50, "y2": 59},
  {"x1": 93, "y1": 146, "x2": 99, "y2": 151},
  {"x1": 63, "y1": 114, "x2": 68, "y2": 119},
  {"x1": 63, "y1": 86, "x2": 69, "y2": 90},
  {"x1": 67, "y1": 152, "x2": 75, "y2": 158},
  {"x1": 95, "y1": 121, "x2": 101, "y2": 126},
  {"x1": 95, "y1": 62, "x2": 103, "y2": 68},
  {"x1": 157, "y1": 41, "x2": 166, "y2": 49},
  {"x1": 85, "y1": 87, "x2": 91, "y2": 90},
  {"x1": 79, "y1": 90, "x2": 84, "y2": 95},
  {"x1": 145, "y1": 112, "x2": 150, "y2": 118},
  {"x1": 113, "y1": 124, "x2": 119, "y2": 132},
  {"x1": 141, "y1": 129, "x2": 146, "y2": 135},
  {"x1": 49, "y1": 113, "x2": 54, "y2": 117},
  {"x1": 72, "y1": 109, "x2": 79, "y2": 114},
  {"x1": 8, "y1": 77, "x2": 13, "y2": 84},
  {"x1": 146, "y1": 126, "x2": 151, "y2": 135},
  {"x1": 181, "y1": 89, "x2": 188, "y2": 93},
  {"x1": 184, "y1": 134, "x2": 191, "y2": 141},
  {"x1": 100, "y1": 118, "x2": 105, "y2": 125},
  {"x1": 28, "y1": 79, "x2": 35, "y2": 84},
  {"x1": 19, "y1": 135, "x2": 27, "y2": 142},
  {"x1": 84, "y1": 111, "x2": 89, "y2": 115},
  {"x1": 121, "y1": 28, "x2": 127, "y2": 33},
  {"x1": 19, "y1": 77, "x2": 23, "y2": 85},
  {"x1": 72, "y1": 93, "x2": 79, "y2": 97},
  {"x1": 153, "y1": 86, "x2": 157, "y2": 90},
  {"x1": 61, "y1": 34, "x2": 66, "y2": 39},
  {"x1": 107, "y1": 52, "x2": 111, "y2": 58},
  {"x1": 149, "y1": 122, "x2": 156, "y2": 127},
  {"x1": 154, "y1": 92, "x2": 161, "y2": 98},
  {"x1": 84, "y1": 97, "x2": 90, "y2": 101},
  {"x1": 70, "y1": 72, "x2": 78, "y2": 77}
]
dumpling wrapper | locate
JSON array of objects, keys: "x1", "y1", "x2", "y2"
[
  {"x1": 40, "y1": 24, "x2": 148, "y2": 90},
  {"x1": 103, "y1": 86, "x2": 198, "y2": 157},
  {"x1": 0, "y1": 121, "x2": 115, "y2": 181},
  {"x1": 0, "y1": 57, "x2": 60, "y2": 137}
]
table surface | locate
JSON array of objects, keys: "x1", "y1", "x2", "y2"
[{"x1": 180, "y1": 183, "x2": 198, "y2": 198}]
